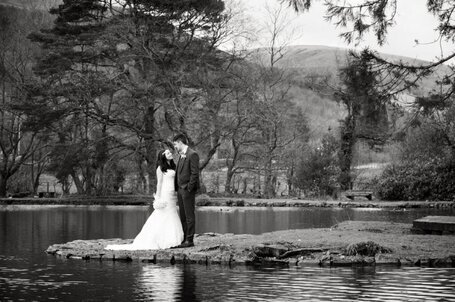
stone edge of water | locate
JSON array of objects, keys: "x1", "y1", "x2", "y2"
[{"x1": 44, "y1": 236, "x2": 455, "y2": 269}]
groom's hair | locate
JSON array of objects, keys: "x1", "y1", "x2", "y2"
[{"x1": 173, "y1": 133, "x2": 188, "y2": 145}]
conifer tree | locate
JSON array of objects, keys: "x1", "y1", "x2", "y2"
[
  {"x1": 25, "y1": 0, "x2": 231, "y2": 194},
  {"x1": 335, "y1": 51, "x2": 389, "y2": 190},
  {"x1": 27, "y1": 0, "x2": 114, "y2": 195}
]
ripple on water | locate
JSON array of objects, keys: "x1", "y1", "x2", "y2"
[
  {"x1": 1, "y1": 263, "x2": 455, "y2": 301},
  {"x1": 190, "y1": 266, "x2": 455, "y2": 301}
]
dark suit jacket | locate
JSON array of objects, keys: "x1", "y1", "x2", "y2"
[{"x1": 174, "y1": 147, "x2": 200, "y2": 193}]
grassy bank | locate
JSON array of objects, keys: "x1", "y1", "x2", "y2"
[
  {"x1": 1, "y1": 194, "x2": 454, "y2": 209},
  {"x1": 0, "y1": 195, "x2": 151, "y2": 206}
]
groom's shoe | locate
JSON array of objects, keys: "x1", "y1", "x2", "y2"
[
  {"x1": 180, "y1": 241, "x2": 194, "y2": 248},
  {"x1": 171, "y1": 241, "x2": 194, "y2": 249}
]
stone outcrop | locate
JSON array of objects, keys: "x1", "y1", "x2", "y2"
[{"x1": 45, "y1": 221, "x2": 455, "y2": 268}]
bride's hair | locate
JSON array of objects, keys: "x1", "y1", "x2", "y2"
[{"x1": 156, "y1": 149, "x2": 176, "y2": 172}]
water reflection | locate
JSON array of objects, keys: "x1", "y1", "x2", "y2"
[
  {"x1": 136, "y1": 265, "x2": 183, "y2": 301},
  {"x1": 180, "y1": 266, "x2": 198, "y2": 302},
  {"x1": 1, "y1": 206, "x2": 455, "y2": 301},
  {"x1": 2, "y1": 259, "x2": 455, "y2": 301},
  {"x1": 197, "y1": 206, "x2": 455, "y2": 234},
  {"x1": 134, "y1": 264, "x2": 455, "y2": 302},
  {"x1": 195, "y1": 265, "x2": 455, "y2": 301},
  {"x1": 2, "y1": 205, "x2": 454, "y2": 243}
]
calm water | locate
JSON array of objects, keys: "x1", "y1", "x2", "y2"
[{"x1": 1, "y1": 205, "x2": 455, "y2": 301}]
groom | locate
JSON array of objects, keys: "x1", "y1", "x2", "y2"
[{"x1": 173, "y1": 134, "x2": 200, "y2": 248}]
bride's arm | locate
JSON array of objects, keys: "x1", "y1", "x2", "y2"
[{"x1": 155, "y1": 167, "x2": 163, "y2": 199}]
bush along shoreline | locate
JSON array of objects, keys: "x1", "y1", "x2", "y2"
[{"x1": 376, "y1": 158, "x2": 455, "y2": 201}]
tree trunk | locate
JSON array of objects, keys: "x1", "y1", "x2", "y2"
[
  {"x1": 199, "y1": 133, "x2": 221, "y2": 171},
  {"x1": 61, "y1": 176, "x2": 71, "y2": 195},
  {"x1": 287, "y1": 163, "x2": 294, "y2": 196},
  {"x1": 254, "y1": 170, "x2": 261, "y2": 196},
  {"x1": 224, "y1": 142, "x2": 241, "y2": 194},
  {"x1": 71, "y1": 172, "x2": 85, "y2": 194},
  {"x1": 33, "y1": 171, "x2": 41, "y2": 195},
  {"x1": 84, "y1": 103, "x2": 92, "y2": 195},
  {"x1": 199, "y1": 171, "x2": 206, "y2": 194},
  {"x1": 97, "y1": 166, "x2": 105, "y2": 196},
  {"x1": 144, "y1": 105, "x2": 157, "y2": 195},
  {"x1": 339, "y1": 116, "x2": 356, "y2": 190},
  {"x1": 0, "y1": 174, "x2": 7, "y2": 197},
  {"x1": 136, "y1": 155, "x2": 147, "y2": 193},
  {"x1": 242, "y1": 177, "x2": 248, "y2": 194},
  {"x1": 85, "y1": 162, "x2": 92, "y2": 195},
  {"x1": 264, "y1": 156, "x2": 275, "y2": 198},
  {"x1": 31, "y1": 150, "x2": 46, "y2": 195},
  {"x1": 224, "y1": 169, "x2": 234, "y2": 194}
]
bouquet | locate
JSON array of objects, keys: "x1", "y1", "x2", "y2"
[{"x1": 153, "y1": 194, "x2": 166, "y2": 210}]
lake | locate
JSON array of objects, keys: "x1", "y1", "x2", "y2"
[{"x1": 1, "y1": 205, "x2": 455, "y2": 301}]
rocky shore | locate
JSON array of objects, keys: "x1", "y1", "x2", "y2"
[
  {"x1": 2, "y1": 194, "x2": 455, "y2": 209},
  {"x1": 45, "y1": 221, "x2": 455, "y2": 268}
]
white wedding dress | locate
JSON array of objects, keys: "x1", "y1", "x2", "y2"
[{"x1": 105, "y1": 168, "x2": 184, "y2": 250}]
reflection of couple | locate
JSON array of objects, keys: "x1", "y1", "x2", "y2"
[
  {"x1": 106, "y1": 134, "x2": 200, "y2": 250},
  {"x1": 137, "y1": 265, "x2": 197, "y2": 301}
]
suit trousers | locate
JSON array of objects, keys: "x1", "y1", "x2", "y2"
[{"x1": 177, "y1": 188, "x2": 196, "y2": 242}]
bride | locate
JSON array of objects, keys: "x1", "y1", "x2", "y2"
[{"x1": 105, "y1": 149, "x2": 184, "y2": 250}]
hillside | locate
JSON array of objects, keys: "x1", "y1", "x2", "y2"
[
  {"x1": 247, "y1": 45, "x2": 453, "y2": 166},
  {"x1": 249, "y1": 45, "x2": 450, "y2": 96},
  {"x1": 0, "y1": 0, "x2": 58, "y2": 10}
]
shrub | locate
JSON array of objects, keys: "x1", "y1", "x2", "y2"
[
  {"x1": 376, "y1": 157, "x2": 455, "y2": 201},
  {"x1": 295, "y1": 133, "x2": 340, "y2": 197},
  {"x1": 345, "y1": 241, "x2": 392, "y2": 256}
]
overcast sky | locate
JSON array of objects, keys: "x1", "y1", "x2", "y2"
[{"x1": 236, "y1": 0, "x2": 453, "y2": 62}]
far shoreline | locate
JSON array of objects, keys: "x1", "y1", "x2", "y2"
[{"x1": 1, "y1": 195, "x2": 454, "y2": 209}]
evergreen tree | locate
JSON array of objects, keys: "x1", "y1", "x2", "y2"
[
  {"x1": 335, "y1": 51, "x2": 389, "y2": 190},
  {"x1": 23, "y1": 0, "x2": 232, "y2": 195},
  {"x1": 26, "y1": 0, "x2": 115, "y2": 195},
  {"x1": 103, "y1": 0, "x2": 231, "y2": 192}
]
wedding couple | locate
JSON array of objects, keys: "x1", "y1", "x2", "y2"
[{"x1": 106, "y1": 134, "x2": 199, "y2": 250}]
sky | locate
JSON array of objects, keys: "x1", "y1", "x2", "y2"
[{"x1": 234, "y1": 0, "x2": 454, "y2": 62}]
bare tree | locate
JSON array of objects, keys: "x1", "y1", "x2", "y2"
[
  {"x1": 0, "y1": 6, "x2": 52, "y2": 196},
  {"x1": 247, "y1": 2, "x2": 309, "y2": 198},
  {"x1": 222, "y1": 67, "x2": 260, "y2": 193}
]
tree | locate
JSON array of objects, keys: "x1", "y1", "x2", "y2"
[
  {"x1": 106, "y1": 0, "x2": 237, "y2": 194},
  {"x1": 334, "y1": 51, "x2": 390, "y2": 190},
  {"x1": 0, "y1": 5, "x2": 53, "y2": 196},
  {"x1": 284, "y1": 0, "x2": 455, "y2": 199},
  {"x1": 414, "y1": 94, "x2": 455, "y2": 158},
  {"x1": 285, "y1": 0, "x2": 455, "y2": 103},
  {"x1": 221, "y1": 65, "x2": 260, "y2": 194},
  {"x1": 24, "y1": 0, "x2": 234, "y2": 196},
  {"x1": 281, "y1": 116, "x2": 310, "y2": 196},
  {"x1": 249, "y1": 2, "x2": 309, "y2": 198},
  {"x1": 26, "y1": 0, "x2": 120, "y2": 195},
  {"x1": 296, "y1": 132, "x2": 340, "y2": 197}
]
